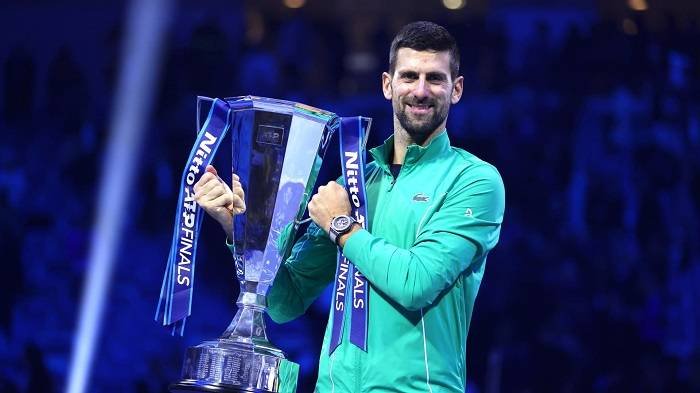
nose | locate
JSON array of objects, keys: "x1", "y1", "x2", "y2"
[{"x1": 412, "y1": 77, "x2": 429, "y2": 99}]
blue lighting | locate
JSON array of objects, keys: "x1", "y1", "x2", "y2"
[{"x1": 64, "y1": 1, "x2": 171, "y2": 392}]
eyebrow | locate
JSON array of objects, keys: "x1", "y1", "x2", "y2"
[
  {"x1": 396, "y1": 70, "x2": 448, "y2": 81},
  {"x1": 397, "y1": 70, "x2": 419, "y2": 79}
]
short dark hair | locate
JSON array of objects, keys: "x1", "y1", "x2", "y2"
[{"x1": 388, "y1": 21, "x2": 460, "y2": 79}]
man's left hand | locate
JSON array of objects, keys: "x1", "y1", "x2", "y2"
[{"x1": 308, "y1": 181, "x2": 351, "y2": 235}]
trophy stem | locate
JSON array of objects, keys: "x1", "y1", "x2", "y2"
[{"x1": 220, "y1": 288, "x2": 274, "y2": 348}]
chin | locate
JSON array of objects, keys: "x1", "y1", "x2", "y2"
[{"x1": 405, "y1": 129, "x2": 433, "y2": 144}]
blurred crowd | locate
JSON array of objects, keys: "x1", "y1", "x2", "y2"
[{"x1": 1, "y1": 3, "x2": 699, "y2": 392}]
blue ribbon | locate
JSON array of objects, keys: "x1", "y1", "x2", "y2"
[
  {"x1": 329, "y1": 116, "x2": 370, "y2": 353},
  {"x1": 155, "y1": 98, "x2": 231, "y2": 336}
]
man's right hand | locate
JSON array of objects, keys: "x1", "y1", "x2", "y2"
[{"x1": 193, "y1": 165, "x2": 246, "y2": 241}]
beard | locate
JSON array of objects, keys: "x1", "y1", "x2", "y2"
[{"x1": 395, "y1": 96, "x2": 449, "y2": 146}]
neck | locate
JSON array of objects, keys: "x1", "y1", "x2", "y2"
[{"x1": 391, "y1": 119, "x2": 445, "y2": 165}]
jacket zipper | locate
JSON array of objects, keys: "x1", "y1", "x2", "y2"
[{"x1": 387, "y1": 165, "x2": 401, "y2": 192}]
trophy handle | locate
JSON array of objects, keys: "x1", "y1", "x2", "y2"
[
  {"x1": 287, "y1": 116, "x2": 371, "y2": 230},
  {"x1": 360, "y1": 116, "x2": 372, "y2": 151},
  {"x1": 299, "y1": 116, "x2": 340, "y2": 220},
  {"x1": 195, "y1": 96, "x2": 216, "y2": 134}
]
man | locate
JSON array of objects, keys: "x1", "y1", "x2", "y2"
[{"x1": 194, "y1": 21, "x2": 505, "y2": 393}]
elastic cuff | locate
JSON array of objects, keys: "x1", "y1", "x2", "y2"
[
  {"x1": 225, "y1": 237, "x2": 235, "y2": 254},
  {"x1": 341, "y1": 228, "x2": 371, "y2": 262}
]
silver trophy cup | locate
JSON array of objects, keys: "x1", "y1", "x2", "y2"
[{"x1": 170, "y1": 96, "x2": 338, "y2": 393}]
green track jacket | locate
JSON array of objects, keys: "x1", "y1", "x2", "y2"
[{"x1": 264, "y1": 131, "x2": 505, "y2": 392}]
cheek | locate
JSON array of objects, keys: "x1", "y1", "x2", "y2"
[
  {"x1": 441, "y1": 89, "x2": 455, "y2": 104},
  {"x1": 391, "y1": 96, "x2": 402, "y2": 112},
  {"x1": 391, "y1": 84, "x2": 406, "y2": 97},
  {"x1": 394, "y1": 80, "x2": 418, "y2": 95},
  {"x1": 390, "y1": 89, "x2": 406, "y2": 106}
]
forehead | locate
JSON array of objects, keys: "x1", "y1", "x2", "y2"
[{"x1": 393, "y1": 47, "x2": 452, "y2": 76}]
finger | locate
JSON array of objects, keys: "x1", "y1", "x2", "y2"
[
  {"x1": 198, "y1": 186, "x2": 226, "y2": 204},
  {"x1": 204, "y1": 167, "x2": 229, "y2": 192},
  {"x1": 232, "y1": 173, "x2": 240, "y2": 181},
  {"x1": 210, "y1": 192, "x2": 233, "y2": 210},
  {"x1": 195, "y1": 179, "x2": 224, "y2": 199},
  {"x1": 198, "y1": 178, "x2": 221, "y2": 197},
  {"x1": 194, "y1": 172, "x2": 217, "y2": 191},
  {"x1": 206, "y1": 165, "x2": 218, "y2": 176},
  {"x1": 231, "y1": 194, "x2": 246, "y2": 213},
  {"x1": 212, "y1": 171, "x2": 226, "y2": 185},
  {"x1": 232, "y1": 186, "x2": 245, "y2": 200},
  {"x1": 200, "y1": 172, "x2": 217, "y2": 184}
]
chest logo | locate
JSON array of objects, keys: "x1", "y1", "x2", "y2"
[
  {"x1": 465, "y1": 208, "x2": 473, "y2": 217},
  {"x1": 412, "y1": 193, "x2": 430, "y2": 203}
]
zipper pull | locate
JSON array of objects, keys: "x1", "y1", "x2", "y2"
[{"x1": 387, "y1": 176, "x2": 396, "y2": 191}]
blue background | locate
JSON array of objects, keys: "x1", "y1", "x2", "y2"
[{"x1": 1, "y1": 0, "x2": 699, "y2": 392}]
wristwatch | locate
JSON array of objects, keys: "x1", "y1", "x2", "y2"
[{"x1": 329, "y1": 215, "x2": 357, "y2": 245}]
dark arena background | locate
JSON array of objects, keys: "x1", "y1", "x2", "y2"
[{"x1": 2, "y1": 0, "x2": 700, "y2": 392}]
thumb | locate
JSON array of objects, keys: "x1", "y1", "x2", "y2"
[{"x1": 206, "y1": 165, "x2": 218, "y2": 176}]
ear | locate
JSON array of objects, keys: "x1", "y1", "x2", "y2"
[
  {"x1": 382, "y1": 72, "x2": 393, "y2": 100},
  {"x1": 451, "y1": 75, "x2": 464, "y2": 104}
]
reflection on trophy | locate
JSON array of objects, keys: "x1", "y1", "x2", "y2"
[{"x1": 170, "y1": 96, "x2": 338, "y2": 393}]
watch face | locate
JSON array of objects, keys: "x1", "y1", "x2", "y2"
[
  {"x1": 336, "y1": 216, "x2": 350, "y2": 228},
  {"x1": 330, "y1": 215, "x2": 355, "y2": 244}
]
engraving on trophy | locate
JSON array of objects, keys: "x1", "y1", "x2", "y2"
[
  {"x1": 223, "y1": 355, "x2": 241, "y2": 384},
  {"x1": 256, "y1": 125, "x2": 285, "y2": 146}
]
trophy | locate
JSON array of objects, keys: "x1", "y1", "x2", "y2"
[{"x1": 169, "y1": 96, "x2": 338, "y2": 392}]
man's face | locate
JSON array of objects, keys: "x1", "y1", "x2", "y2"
[{"x1": 382, "y1": 48, "x2": 463, "y2": 145}]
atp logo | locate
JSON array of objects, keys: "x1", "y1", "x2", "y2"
[{"x1": 465, "y1": 208, "x2": 473, "y2": 217}]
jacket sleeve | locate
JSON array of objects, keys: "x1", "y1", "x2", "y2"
[
  {"x1": 226, "y1": 222, "x2": 337, "y2": 323},
  {"x1": 342, "y1": 164, "x2": 505, "y2": 311}
]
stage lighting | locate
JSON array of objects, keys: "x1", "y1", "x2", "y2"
[
  {"x1": 628, "y1": 0, "x2": 648, "y2": 12},
  {"x1": 284, "y1": 0, "x2": 306, "y2": 9},
  {"x1": 443, "y1": 0, "x2": 466, "y2": 11},
  {"x1": 65, "y1": 0, "x2": 169, "y2": 392}
]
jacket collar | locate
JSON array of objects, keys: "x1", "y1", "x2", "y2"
[{"x1": 369, "y1": 129, "x2": 451, "y2": 174}]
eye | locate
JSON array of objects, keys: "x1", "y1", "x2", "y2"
[
  {"x1": 399, "y1": 71, "x2": 418, "y2": 81},
  {"x1": 427, "y1": 73, "x2": 447, "y2": 83}
]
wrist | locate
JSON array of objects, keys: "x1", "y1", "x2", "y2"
[
  {"x1": 221, "y1": 220, "x2": 233, "y2": 241},
  {"x1": 337, "y1": 223, "x2": 361, "y2": 248}
]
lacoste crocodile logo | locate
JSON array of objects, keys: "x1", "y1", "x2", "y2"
[{"x1": 412, "y1": 193, "x2": 430, "y2": 203}]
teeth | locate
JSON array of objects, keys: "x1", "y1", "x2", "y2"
[{"x1": 406, "y1": 103, "x2": 432, "y2": 110}]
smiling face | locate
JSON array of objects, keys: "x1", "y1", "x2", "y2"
[{"x1": 383, "y1": 47, "x2": 464, "y2": 146}]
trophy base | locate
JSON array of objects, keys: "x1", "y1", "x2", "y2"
[
  {"x1": 169, "y1": 380, "x2": 272, "y2": 393},
  {"x1": 170, "y1": 339, "x2": 299, "y2": 393}
]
